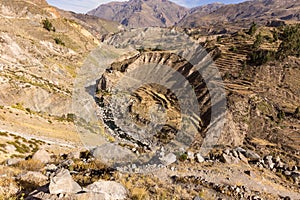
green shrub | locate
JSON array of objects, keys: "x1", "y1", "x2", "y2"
[
  {"x1": 178, "y1": 153, "x2": 188, "y2": 162},
  {"x1": 54, "y1": 38, "x2": 65, "y2": 46},
  {"x1": 248, "y1": 49, "x2": 276, "y2": 65},
  {"x1": 277, "y1": 110, "x2": 285, "y2": 120},
  {"x1": 42, "y1": 18, "x2": 55, "y2": 32},
  {"x1": 248, "y1": 22, "x2": 258, "y2": 36},
  {"x1": 229, "y1": 46, "x2": 238, "y2": 52},
  {"x1": 276, "y1": 24, "x2": 300, "y2": 60},
  {"x1": 253, "y1": 32, "x2": 263, "y2": 49},
  {"x1": 272, "y1": 30, "x2": 279, "y2": 42}
]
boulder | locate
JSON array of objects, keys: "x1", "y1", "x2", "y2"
[
  {"x1": 49, "y1": 169, "x2": 82, "y2": 194},
  {"x1": 235, "y1": 147, "x2": 246, "y2": 154},
  {"x1": 86, "y1": 181, "x2": 128, "y2": 200},
  {"x1": 92, "y1": 143, "x2": 136, "y2": 166},
  {"x1": 159, "y1": 153, "x2": 177, "y2": 166},
  {"x1": 220, "y1": 153, "x2": 239, "y2": 164},
  {"x1": 195, "y1": 153, "x2": 205, "y2": 163},
  {"x1": 237, "y1": 151, "x2": 248, "y2": 163},
  {"x1": 244, "y1": 150, "x2": 260, "y2": 162},
  {"x1": 32, "y1": 149, "x2": 52, "y2": 164}
]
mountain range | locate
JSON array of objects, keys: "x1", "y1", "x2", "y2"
[
  {"x1": 87, "y1": 0, "x2": 188, "y2": 28},
  {"x1": 88, "y1": 0, "x2": 300, "y2": 30}
]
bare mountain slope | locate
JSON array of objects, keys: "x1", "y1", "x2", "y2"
[
  {"x1": 178, "y1": 0, "x2": 300, "y2": 28},
  {"x1": 87, "y1": 0, "x2": 188, "y2": 28},
  {"x1": 0, "y1": 0, "x2": 119, "y2": 146}
]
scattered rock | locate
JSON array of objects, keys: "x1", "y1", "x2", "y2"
[
  {"x1": 49, "y1": 168, "x2": 82, "y2": 194},
  {"x1": 244, "y1": 170, "x2": 252, "y2": 176},
  {"x1": 237, "y1": 151, "x2": 248, "y2": 163},
  {"x1": 68, "y1": 151, "x2": 81, "y2": 160},
  {"x1": 32, "y1": 149, "x2": 52, "y2": 164},
  {"x1": 244, "y1": 150, "x2": 260, "y2": 162},
  {"x1": 224, "y1": 149, "x2": 230, "y2": 155},
  {"x1": 6, "y1": 158, "x2": 23, "y2": 166},
  {"x1": 86, "y1": 180, "x2": 128, "y2": 200},
  {"x1": 291, "y1": 171, "x2": 300, "y2": 184},
  {"x1": 187, "y1": 151, "x2": 195, "y2": 160},
  {"x1": 160, "y1": 153, "x2": 177, "y2": 166},
  {"x1": 46, "y1": 164, "x2": 58, "y2": 172},
  {"x1": 220, "y1": 153, "x2": 239, "y2": 164},
  {"x1": 196, "y1": 153, "x2": 205, "y2": 163},
  {"x1": 235, "y1": 147, "x2": 246, "y2": 154},
  {"x1": 193, "y1": 196, "x2": 204, "y2": 200}
]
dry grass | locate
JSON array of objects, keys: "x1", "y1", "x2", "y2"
[
  {"x1": 0, "y1": 178, "x2": 19, "y2": 200},
  {"x1": 15, "y1": 159, "x2": 45, "y2": 171},
  {"x1": 131, "y1": 187, "x2": 149, "y2": 200},
  {"x1": 0, "y1": 166, "x2": 21, "y2": 200}
]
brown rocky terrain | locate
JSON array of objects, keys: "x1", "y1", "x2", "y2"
[
  {"x1": 177, "y1": 0, "x2": 300, "y2": 34},
  {"x1": 87, "y1": 0, "x2": 188, "y2": 28},
  {"x1": 0, "y1": 0, "x2": 120, "y2": 160},
  {"x1": 0, "y1": 0, "x2": 299, "y2": 200}
]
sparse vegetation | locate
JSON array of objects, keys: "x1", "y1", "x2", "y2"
[
  {"x1": 178, "y1": 153, "x2": 188, "y2": 162},
  {"x1": 248, "y1": 22, "x2": 258, "y2": 36},
  {"x1": 42, "y1": 18, "x2": 55, "y2": 32},
  {"x1": 54, "y1": 37, "x2": 65, "y2": 46},
  {"x1": 11, "y1": 103, "x2": 25, "y2": 111},
  {"x1": 15, "y1": 159, "x2": 44, "y2": 172},
  {"x1": 252, "y1": 32, "x2": 263, "y2": 49},
  {"x1": 248, "y1": 49, "x2": 276, "y2": 65},
  {"x1": 276, "y1": 24, "x2": 300, "y2": 60},
  {"x1": 277, "y1": 110, "x2": 286, "y2": 121}
]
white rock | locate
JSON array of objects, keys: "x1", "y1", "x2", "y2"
[
  {"x1": 196, "y1": 153, "x2": 205, "y2": 163},
  {"x1": 6, "y1": 158, "x2": 23, "y2": 166},
  {"x1": 86, "y1": 181, "x2": 128, "y2": 200},
  {"x1": 187, "y1": 151, "x2": 195, "y2": 160},
  {"x1": 49, "y1": 168, "x2": 82, "y2": 194},
  {"x1": 32, "y1": 149, "x2": 52, "y2": 164},
  {"x1": 160, "y1": 153, "x2": 177, "y2": 166}
]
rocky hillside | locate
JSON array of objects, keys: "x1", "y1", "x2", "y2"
[
  {"x1": 0, "y1": 0, "x2": 119, "y2": 158},
  {"x1": 0, "y1": 0, "x2": 299, "y2": 199},
  {"x1": 188, "y1": 2, "x2": 224, "y2": 16},
  {"x1": 178, "y1": 0, "x2": 300, "y2": 31},
  {"x1": 87, "y1": 0, "x2": 188, "y2": 28}
]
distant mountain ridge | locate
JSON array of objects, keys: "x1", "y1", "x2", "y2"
[
  {"x1": 177, "y1": 0, "x2": 300, "y2": 28},
  {"x1": 87, "y1": 0, "x2": 189, "y2": 28},
  {"x1": 87, "y1": 0, "x2": 300, "y2": 31}
]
